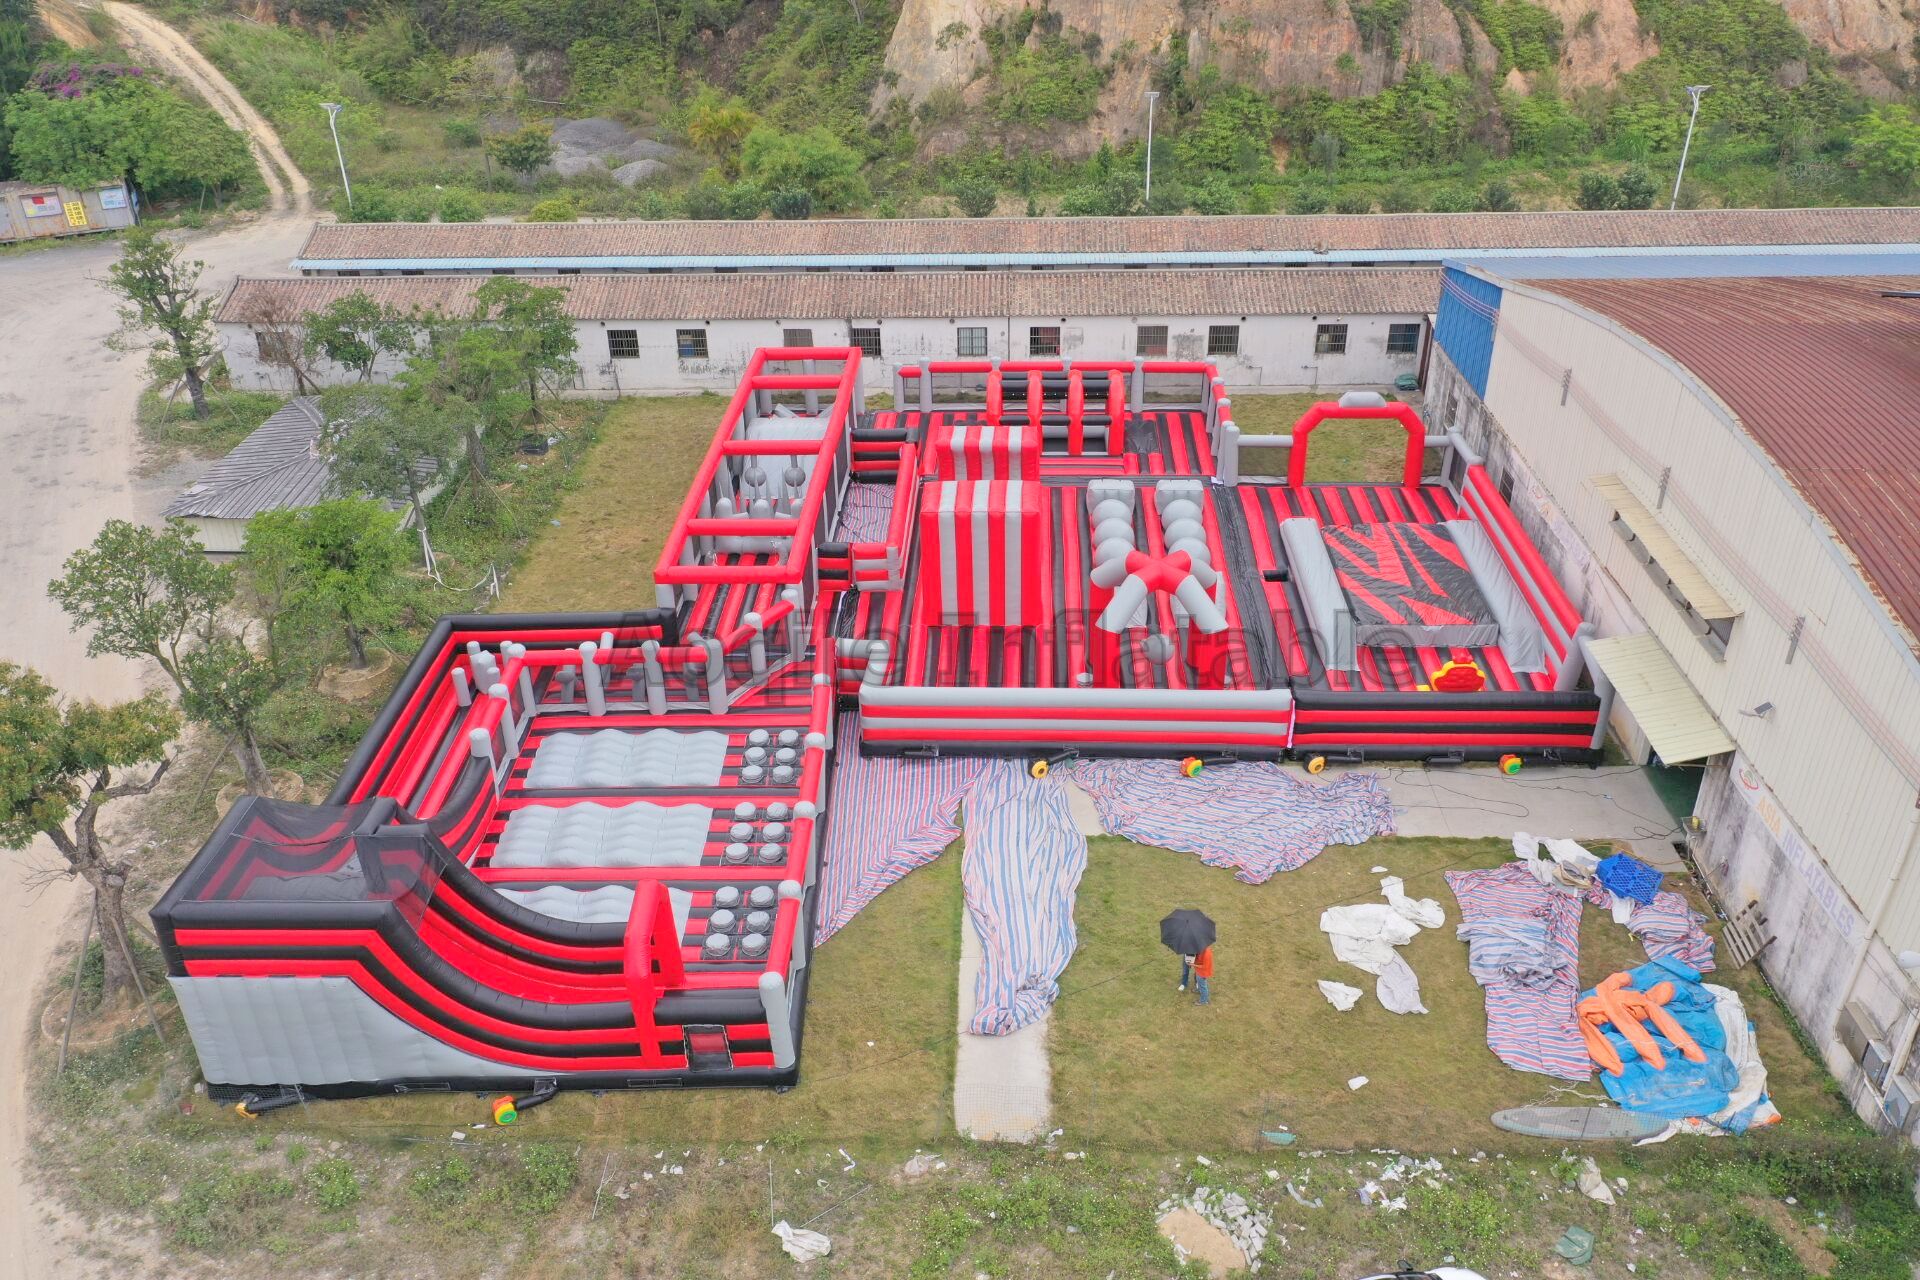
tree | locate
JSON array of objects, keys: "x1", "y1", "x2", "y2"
[
  {"x1": 244, "y1": 500, "x2": 410, "y2": 669},
  {"x1": 303, "y1": 292, "x2": 419, "y2": 383},
  {"x1": 5, "y1": 70, "x2": 252, "y2": 202},
  {"x1": 767, "y1": 188, "x2": 812, "y2": 220},
  {"x1": 468, "y1": 277, "x2": 580, "y2": 416},
  {"x1": 48, "y1": 520, "x2": 232, "y2": 698},
  {"x1": 1854, "y1": 106, "x2": 1920, "y2": 189},
  {"x1": 0, "y1": 663, "x2": 176, "y2": 1008},
  {"x1": 317, "y1": 386, "x2": 458, "y2": 547},
  {"x1": 438, "y1": 188, "x2": 483, "y2": 222},
  {"x1": 1575, "y1": 170, "x2": 1621, "y2": 210},
  {"x1": 685, "y1": 96, "x2": 759, "y2": 176},
  {"x1": 48, "y1": 521, "x2": 279, "y2": 793},
  {"x1": 178, "y1": 633, "x2": 280, "y2": 795},
  {"x1": 1288, "y1": 186, "x2": 1329, "y2": 215},
  {"x1": 739, "y1": 125, "x2": 868, "y2": 212},
  {"x1": 486, "y1": 124, "x2": 554, "y2": 179},
  {"x1": 1482, "y1": 180, "x2": 1518, "y2": 212},
  {"x1": 949, "y1": 174, "x2": 998, "y2": 218},
  {"x1": 1614, "y1": 165, "x2": 1658, "y2": 209},
  {"x1": 104, "y1": 228, "x2": 219, "y2": 420}
]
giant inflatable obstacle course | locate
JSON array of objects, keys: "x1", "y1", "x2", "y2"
[{"x1": 157, "y1": 349, "x2": 1611, "y2": 1106}]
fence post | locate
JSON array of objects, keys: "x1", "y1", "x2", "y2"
[
  {"x1": 1218, "y1": 419, "x2": 1241, "y2": 485},
  {"x1": 758, "y1": 972, "x2": 795, "y2": 1070}
]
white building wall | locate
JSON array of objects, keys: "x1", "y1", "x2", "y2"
[{"x1": 219, "y1": 312, "x2": 1427, "y2": 396}]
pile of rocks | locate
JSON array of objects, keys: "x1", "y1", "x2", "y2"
[
  {"x1": 1157, "y1": 1186, "x2": 1273, "y2": 1271},
  {"x1": 544, "y1": 117, "x2": 683, "y2": 188}
]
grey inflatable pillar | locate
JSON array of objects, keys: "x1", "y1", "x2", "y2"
[
  {"x1": 640, "y1": 640, "x2": 667, "y2": 716},
  {"x1": 578, "y1": 641, "x2": 606, "y2": 716},
  {"x1": 451, "y1": 667, "x2": 472, "y2": 707},
  {"x1": 704, "y1": 635, "x2": 729, "y2": 709},
  {"x1": 744, "y1": 612, "x2": 768, "y2": 677},
  {"x1": 468, "y1": 727, "x2": 498, "y2": 787},
  {"x1": 1555, "y1": 622, "x2": 1595, "y2": 692},
  {"x1": 759, "y1": 972, "x2": 796, "y2": 1069}
]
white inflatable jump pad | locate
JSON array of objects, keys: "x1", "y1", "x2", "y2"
[
  {"x1": 492, "y1": 802, "x2": 713, "y2": 869},
  {"x1": 499, "y1": 884, "x2": 693, "y2": 934},
  {"x1": 524, "y1": 729, "x2": 729, "y2": 790}
]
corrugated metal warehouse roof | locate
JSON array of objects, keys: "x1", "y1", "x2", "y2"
[
  {"x1": 294, "y1": 208, "x2": 1920, "y2": 267},
  {"x1": 1537, "y1": 273, "x2": 1920, "y2": 646},
  {"x1": 165, "y1": 397, "x2": 335, "y2": 521},
  {"x1": 219, "y1": 267, "x2": 1441, "y2": 325}
]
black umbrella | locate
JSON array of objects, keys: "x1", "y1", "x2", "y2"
[{"x1": 1159, "y1": 909, "x2": 1216, "y2": 955}]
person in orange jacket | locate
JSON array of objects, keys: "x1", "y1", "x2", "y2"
[{"x1": 1180, "y1": 945, "x2": 1214, "y2": 1005}]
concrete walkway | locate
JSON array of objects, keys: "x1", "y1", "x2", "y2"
[
  {"x1": 1346, "y1": 761, "x2": 1688, "y2": 870},
  {"x1": 952, "y1": 914, "x2": 1053, "y2": 1142}
]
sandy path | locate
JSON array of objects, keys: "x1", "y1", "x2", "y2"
[
  {"x1": 102, "y1": 0, "x2": 311, "y2": 214},
  {"x1": 4, "y1": 9, "x2": 315, "y2": 1272}
]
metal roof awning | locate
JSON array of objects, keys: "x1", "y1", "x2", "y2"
[
  {"x1": 1591, "y1": 476, "x2": 1739, "y2": 621},
  {"x1": 1587, "y1": 632, "x2": 1736, "y2": 764}
]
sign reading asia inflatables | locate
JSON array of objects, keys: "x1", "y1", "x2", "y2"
[{"x1": 1728, "y1": 752, "x2": 1856, "y2": 941}]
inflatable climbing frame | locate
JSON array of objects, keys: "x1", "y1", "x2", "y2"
[{"x1": 155, "y1": 347, "x2": 1608, "y2": 1105}]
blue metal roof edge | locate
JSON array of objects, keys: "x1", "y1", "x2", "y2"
[{"x1": 288, "y1": 241, "x2": 1920, "y2": 274}]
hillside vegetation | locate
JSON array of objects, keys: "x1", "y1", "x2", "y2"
[{"x1": 53, "y1": 0, "x2": 1920, "y2": 221}]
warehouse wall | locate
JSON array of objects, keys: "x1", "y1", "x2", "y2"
[{"x1": 218, "y1": 312, "x2": 1427, "y2": 395}]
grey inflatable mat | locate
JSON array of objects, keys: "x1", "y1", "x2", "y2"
[{"x1": 1491, "y1": 1106, "x2": 1669, "y2": 1140}]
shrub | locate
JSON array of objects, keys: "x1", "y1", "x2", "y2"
[
  {"x1": 393, "y1": 189, "x2": 437, "y2": 222},
  {"x1": 767, "y1": 187, "x2": 813, "y2": 219},
  {"x1": 948, "y1": 173, "x2": 998, "y2": 217},
  {"x1": 1333, "y1": 189, "x2": 1374, "y2": 214},
  {"x1": 1287, "y1": 185, "x2": 1328, "y2": 214},
  {"x1": 438, "y1": 188, "x2": 482, "y2": 222},
  {"x1": 336, "y1": 185, "x2": 399, "y2": 223},
  {"x1": 441, "y1": 118, "x2": 481, "y2": 149},
  {"x1": 1575, "y1": 170, "x2": 1620, "y2": 209},
  {"x1": 1482, "y1": 179, "x2": 1518, "y2": 211},
  {"x1": 740, "y1": 125, "x2": 867, "y2": 212},
  {"x1": 526, "y1": 197, "x2": 577, "y2": 222},
  {"x1": 1380, "y1": 183, "x2": 1421, "y2": 212},
  {"x1": 1427, "y1": 184, "x2": 1482, "y2": 212},
  {"x1": 1615, "y1": 164, "x2": 1658, "y2": 208}
]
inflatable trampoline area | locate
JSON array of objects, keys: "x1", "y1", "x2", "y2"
[{"x1": 156, "y1": 347, "x2": 1610, "y2": 1104}]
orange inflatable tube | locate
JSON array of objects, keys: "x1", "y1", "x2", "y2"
[{"x1": 1576, "y1": 972, "x2": 1706, "y2": 1077}]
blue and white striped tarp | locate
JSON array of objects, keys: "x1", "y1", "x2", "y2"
[
  {"x1": 1070, "y1": 759, "x2": 1396, "y2": 883},
  {"x1": 1447, "y1": 861, "x2": 1592, "y2": 1081},
  {"x1": 961, "y1": 759, "x2": 1088, "y2": 1036},
  {"x1": 834, "y1": 483, "x2": 895, "y2": 543},
  {"x1": 814, "y1": 717, "x2": 983, "y2": 944},
  {"x1": 1628, "y1": 891, "x2": 1716, "y2": 972}
]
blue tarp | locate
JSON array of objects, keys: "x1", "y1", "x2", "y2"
[{"x1": 1581, "y1": 957, "x2": 1739, "y2": 1119}]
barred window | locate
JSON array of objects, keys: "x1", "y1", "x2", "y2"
[
  {"x1": 1387, "y1": 322, "x2": 1421, "y2": 355},
  {"x1": 1136, "y1": 325, "x2": 1169, "y2": 357},
  {"x1": 1207, "y1": 324, "x2": 1240, "y2": 356},
  {"x1": 782, "y1": 327, "x2": 814, "y2": 349},
  {"x1": 1314, "y1": 323, "x2": 1348, "y2": 355},
  {"x1": 1028, "y1": 325, "x2": 1061, "y2": 357},
  {"x1": 850, "y1": 326, "x2": 882, "y2": 358},
  {"x1": 606, "y1": 329, "x2": 639, "y2": 360},
  {"x1": 676, "y1": 328, "x2": 708, "y2": 359},
  {"x1": 957, "y1": 327, "x2": 988, "y2": 358}
]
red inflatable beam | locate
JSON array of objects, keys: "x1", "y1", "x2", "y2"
[{"x1": 1287, "y1": 401, "x2": 1428, "y2": 489}]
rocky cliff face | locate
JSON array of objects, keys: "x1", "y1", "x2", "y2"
[{"x1": 877, "y1": 0, "x2": 1917, "y2": 152}]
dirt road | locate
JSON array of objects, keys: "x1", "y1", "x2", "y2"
[
  {"x1": 103, "y1": 0, "x2": 311, "y2": 214},
  {"x1": 3, "y1": 8, "x2": 315, "y2": 1274}
]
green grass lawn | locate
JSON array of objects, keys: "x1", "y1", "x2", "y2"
[
  {"x1": 499, "y1": 395, "x2": 727, "y2": 612},
  {"x1": 1052, "y1": 835, "x2": 1853, "y2": 1154},
  {"x1": 1230, "y1": 390, "x2": 1444, "y2": 483}
]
